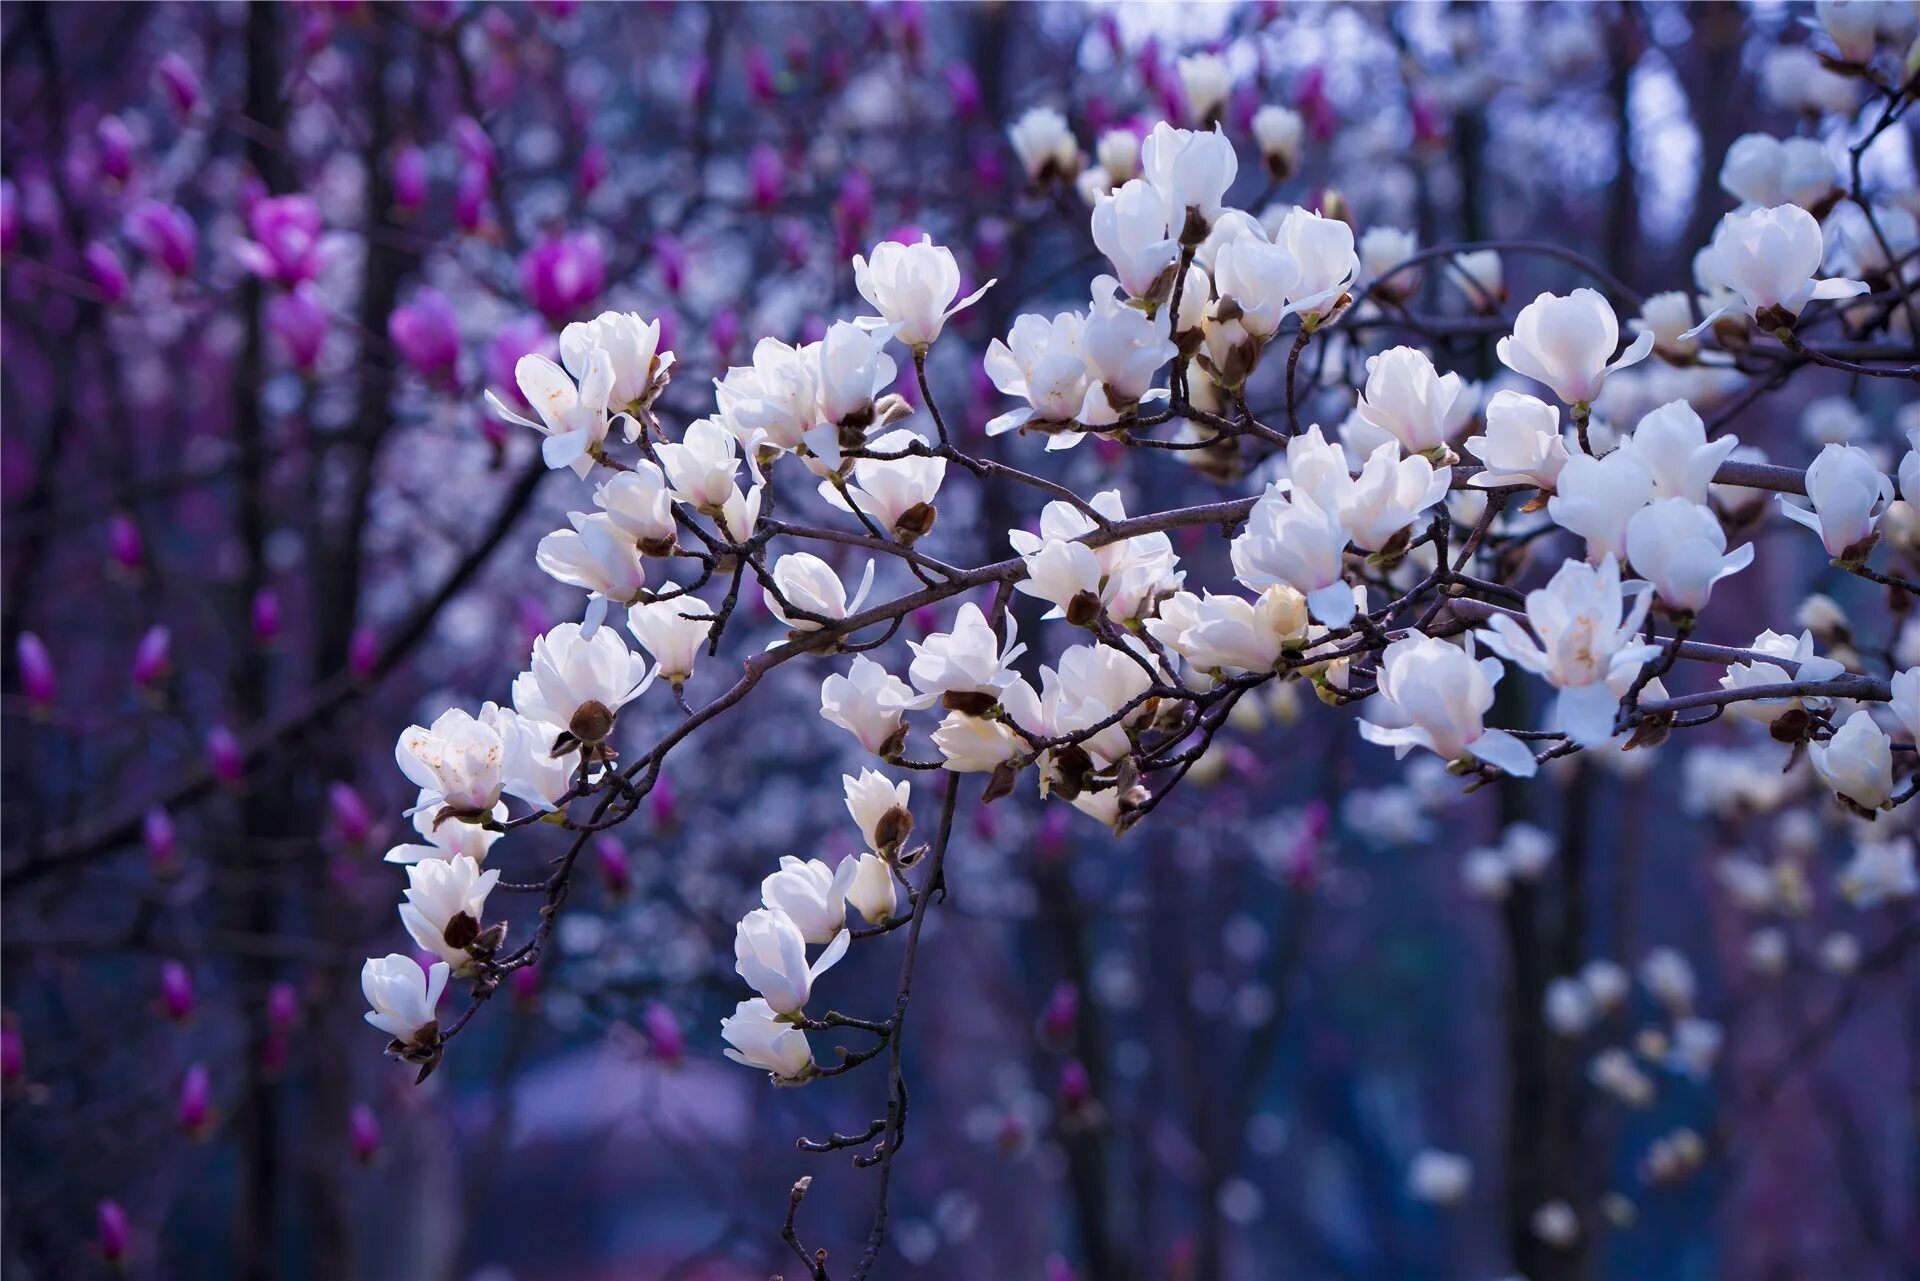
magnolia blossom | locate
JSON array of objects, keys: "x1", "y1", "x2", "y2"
[
  {"x1": 1231, "y1": 487, "x2": 1355, "y2": 626},
  {"x1": 767, "y1": 553, "x2": 875, "y2": 633},
  {"x1": 1092, "y1": 179, "x2": 1179, "y2": 302},
  {"x1": 1549, "y1": 450, "x2": 1655, "y2": 563},
  {"x1": 1096, "y1": 129, "x2": 1141, "y2": 184},
  {"x1": 1718, "y1": 630, "x2": 1847, "y2": 722},
  {"x1": 396, "y1": 708, "x2": 506, "y2": 817},
  {"x1": 1007, "y1": 106, "x2": 1079, "y2": 183},
  {"x1": 593, "y1": 464, "x2": 678, "y2": 551},
  {"x1": 1175, "y1": 52, "x2": 1231, "y2": 123},
  {"x1": 1619, "y1": 400, "x2": 1739, "y2": 504},
  {"x1": 1408, "y1": 1150, "x2": 1473, "y2": 1207},
  {"x1": 1144, "y1": 587, "x2": 1307, "y2": 675},
  {"x1": 1355, "y1": 347, "x2": 1469, "y2": 455},
  {"x1": 760, "y1": 856, "x2": 856, "y2": 944},
  {"x1": 1691, "y1": 204, "x2": 1868, "y2": 331},
  {"x1": 1816, "y1": 0, "x2": 1886, "y2": 63},
  {"x1": 1251, "y1": 105, "x2": 1304, "y2": 178},
  {"x1": 907, "y1": 603, "x2": 1028, "y2": 710},
  {"x1": 930, "y1": 705, "x2": 1027, "y2": 772},
  {"x1": 384, "y1": 794, "x2": 506, "y2": 865},
  {"x1": 845, "y1": 853, "x2": 898, "y2": 924},
  {"x1": 820, "y1": 428, "x2": 944, "y2": 543},
  {"x1": 1631, "y1": 290, "x2": 1700, "y2": 361},
  {"x1": 1626, "y1": 499, "x2": 1754, "y2": 613},
  {"x1": 1341, "y1": 443, "x2": 1451, "y2": 552},
  {"x1": 1479, "y1": 556, "x2": 1658, "y2": 746},
  {"x1": 1212, "y1": 237, "x2": 1302, "y2": 339},
  {"x1": 362, "y1": 954, "x2": 448, "y2": 1046},
  {"x1": 1079, "y1": 275, "x2": 1177, "y2": 428},
  {"x1": 1890, "y1": 668, "x2": 1920, "y2": 742},
  {"x1": 1808, "y1": 710, "x2": 1896, "y2": 811},
  {"x1": 844, "y1": 769, "x2": 912, "y2": 855},
  {"x1": 1268, "y1": 206, "x2": 1358, "y2": 325},
  {"x1": 1718, "y1": 133, "x2": 1836, "y2": 211},
  {"x1": 1009, "y1": 492, "x2": 1181, "y2": 625},
  {"x1": 536, "y1": 512, "x2": 649, "y2": 624},
  {"x1": 1779, "y1": 443, "x2": 1893, "y2": 559},
  {"x1": 560, "y1": 310, "x2": 672, "y2": 423},
  {"x1": 721, "y1": 998, "x2": 815, "y2": 1081},
  {"x1": 1838, "y1": 837, "x2": 1919, "y2": 907},
  {"x1": 1452, "y1": 249, "x2": 1505, "y2": 308},
  {"x1": 1139, "y1": 122, "x2": 1237, "y2": 237},
  {"x1": 512, "y1": 622, "x2": 654, "y2": 743},
  {"x1": 486, "y1": 704, "x2": 577, "y2": 811},
  {"x1": 715, "y1": 336, "x2": 825, "y2": 453},
  {"x1": 656, "y1": 417, "x2": 747, "y2": 510},
  {"x1": 399, "y1": 855, "x2": 501, "y2": 973},
  {"x1": 626, "y1": 587, "x2": 713, "y2": 686},
  {"x1": 852, "y1": 234, "x2": 993, "y2": 348},
  {"x1": 734, "y1": 907, "x2": 850, "y2": 1015},
  {"x1": 1466, "y1": 390, "x2": 1568, "y2": 489},
  {"x1": 1359, "y1": 226, "x2": 1419, "y2": 299},
  {"x1": 1497, "y1": 289, "x2": 1653, "y2": 406},
  {"x1": 487, "y1": 350, "x2": 614, "y2": 476},
  {"x1": 820, "y1": 654, "x2": 915, "y2": 755},
  {"x1": 1358, "y1": 634, "x2": 1538, "y2": 777},
  {"x1": 815, "y1": 320, "x2": 898, "y2": 430},
  {"x1": 984, "y1": 311, "x2": 1091, "y2": 437}
]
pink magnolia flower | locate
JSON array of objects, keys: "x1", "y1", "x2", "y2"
[
  {"x1": 235, "y1": 194, "x2": 325, "y2": 285},
  {"x1": 519, "y1": 232, "x2": 604, "y2": 322}
]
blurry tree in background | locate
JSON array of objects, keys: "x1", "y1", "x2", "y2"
[{"x1": 2, "y1": 3, "x2": 1917, "y2": 1280}]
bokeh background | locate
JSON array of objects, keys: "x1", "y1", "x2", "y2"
[{"x1": 3, "y1": 3, "x2": 1917, "y2": 1280}]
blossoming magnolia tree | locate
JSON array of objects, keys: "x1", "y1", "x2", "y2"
[
  {"x1": 363, "y1": 12, "x2": 1920, "y2": 1278},
  {"x1": 9, "y1": 2, "x2": 1920, "y2": 1278}
]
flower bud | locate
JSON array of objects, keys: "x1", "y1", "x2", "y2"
[
  {"x1": 160, "y1": 960, "x2": 195, "y2": 1022},
  {"x1": 644, "y1": 1000, "x2": 686, "y2": 1064},
  {"x1": 144, "y1": 807, "x2": 178, "y2": 877},
  {"x1": 154, "y1": 52, "x2": 201, "y2": 116},
  {"x1": 97, "y1": 1198, "x2": 131, "y2": 1266},
  {"x1": 131, "y1": 625, "x2": 171, "y2": 691},
  {"x1": 85, "y1": 241, "x2": 127, "y2": 303},
  {"x1": 349, "y1": 1103, "x2": 382, "y2": 1166},
  {"x1": 206, "y1": 726, "x2": 244, "y2": 784},
  {"x1": 2, "y1": 1017, "x2": 24, "y2": 1088},
  {"x1": 17, "y1": 633, "x2": 54, "y2": 712},
  {"x1": 178, "y1": 1063, "x2": 211, "y2": 1137},
  {"x1": 348, "y1": 626, "x2": 380, "y2": 679},
  {"x1": 596, "y1": 835, "x2": 631, "y2": 901},
  {"x1": 108, "y1": 513, "x2": 143, "y2": 573},
  {"x1": 250, "y1": 587, "x2": 281, "y2": 643}
]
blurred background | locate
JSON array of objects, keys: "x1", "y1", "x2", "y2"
[{"x1": 2, "y1": 2, "x2": 1917, "y2": 1279}]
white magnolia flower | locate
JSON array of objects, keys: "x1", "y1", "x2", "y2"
[
  {"x1": 1359, "y1": 226, "x2": 1419, "y2": 299},
  {"x1": 820, "y1": 655, "x2": 915, "y2": 756},
  {"x1": 907, "y1": 602, "x2": 1028, "y2": 710},
  {"x1": 484, "y1": 703, "x2": 576, "y2": 811},
  {"x1": 1479, "y1": 555, "x2": 1658, "y2": 746},
  {"x1": 593, "y1": 464, "x2": 678, "y2": 551},
  {"x1": 734, "y1": 906, "x2": 849, "y2": 1015},
  {"x1": 1176, "y1": 52, "x2": 1232, "y2": 123},
  {"x1": 1631, "y1": 290, "x2": 1700, "y2": 361},
  {"x1": 1451, "y1": 249, "x2": 1505, "y2": 308},
  {"x1": 1212, "y1": 237, "x2": 1302, "y2": 339},
  {"x1": 1779, "y1": 443, "x2": 1893, "y2": 559},
  {"x1": 1718, "y1": 133, "x2": 1836, "y2": 211},
  {"x1": 715, "y1": 336, "x2": 825, "y2": 453},
  {"x1": 815, "y1": 320, "x2": 899, "y2": 430},
  {"x1": 511, "y1": 622, "x2": 654, "y2": 743},
  {"x1": 486, "y1": 350, "x2": 614, "y2": 476},
  {"x1": 1139, "y1": 122, "x2": 1238, "y2": 237},
  {"x1": 1269, "y1": 206, "x2": 1358, "y2": 326},
  {"x1": 985, "y1": 310, "x2": 1091, "y2": 437},
  {"x1": 399, "y1": 855, "x2": 501, "y2": 973},
  {"x1": 852, "y1": 234, "x2": 993, "y2": 349},
  {"x1": 383, "y1": 793, "x2": 506, "y2": 865},
  {"x1": 1095, "y1": 129, "x2": 1140, "y2": 184},
  {"x1": 1078, "y1": 275, "x2": 1177, "y2": 428},
  {"x1": 1497, "y1": 289, "x2": 1654, "y2": 406},
  {"x1": 1231, "y1": 486, "x2": 1355, "y2": 627},
  {"x1": 396, "y1": 708, "x2": 506, "y2": 817},
  {"x1": 1890, "y1": 668, "x2": 1920, "y2": 742},
  {"x1": 845, "y1": 853, "x2": 899, "y2": 924},
  {"x1": 1466, "y1": 390, "x2": 1569, "y2": 489},
  {"x1": 1808, "y1": 709, "x2": 1896, "y2": 811},
  {"x1": 716, "y1": 482, "x2": 764, "y2": 543},
  {"x1": 1619, "y1": 400, "x2": 1739, "y2": 504},
  {"x1": 1355, "y1": 346, "x2": 1469, "y2": 455},
  {"x1": 560, "y1": 310, "x2": 673, "y2": 425},
  {"x1": 362, "y1": 953, "x2": 449, "y2": 1045},
  {"x1": 1816, "y1": 0, "x2": 1886, "y2": 62},
  {"x1": 1279, "y1": 425, "x2": 1357, "y2": 511},
  {"x1": 1582, "y1": 959, "x2": 1630, "y2": 1011},
  {"x1": 1691, "y1": 205, "x2": 1869, "y2": 331},
  {"x1": 1545, "y1": 977, "x2": 1594, "y2": 1036},
  {"x1": 844, "y1": 768, "x2": 912, "y2": 856},
  {"x1": 537, "y1": 512, "x2": 649, "y2": 626},
  {"x1": 1408, "y1": 1150, "x2": 1472, "y2": 1207},
  {"x1": 1625, "y1": 498, "x2": 1753, "y2": 613},
  {"x1": 626, "y1": 587, "x2": 713, "y2": 686},
  {"x1": 1092, "y1": 178, "x2": 1179, "y2": 302},
  {"x1": 656, "y1": 417, "x2": 747, "y2": 511},
  {"x1": 931, "y1": 705, "x2": 1026, "y2": 771},
  {"x1": 767, "y1": 553, "x2": 875, "y2": 633},
  {"x1": 1359, "y1": 634, "x2": 1539, "y2": 777},
  {"x1": 1838, "y1": 837, "x2": 1919, "y2": 907},
  {"x1": 1008, "y1": 106, "x2": 1080, "y2": 183},
  {"x1": 1718, "y1": 630, "x2": 1846, "y2": 722},
  {"x1": 1340, "y1": 442, "x2": 1451, "y2": 552},
  {"x1": 1144, "y1": 587, "x2": 1307, "y2": 675},
  {"x1": 1251, "y1": 104, "x2": 1304, "y2": 178},
  {"x1": 721, "y1": 997, "x2": 815, "y2": 1080},
  {"x1": 1036, "y1": 642, "x2": 1158, "y2": 765},
  {"x1": 761, "y1": 855, "x2": 857, "y2": 944},
  {"x1": 1009, "y1": 491, "x2": 1181, "y2": 625},
  {"x1": 821, "y1": 428, "x2": 944, "y2": 543},
  {"x1": 1549, "y1": 450, "x2": 1655, "y2": 563},
  {"x1": 1900, "y1": 428, "x2": 1920, "y2": 501}
]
